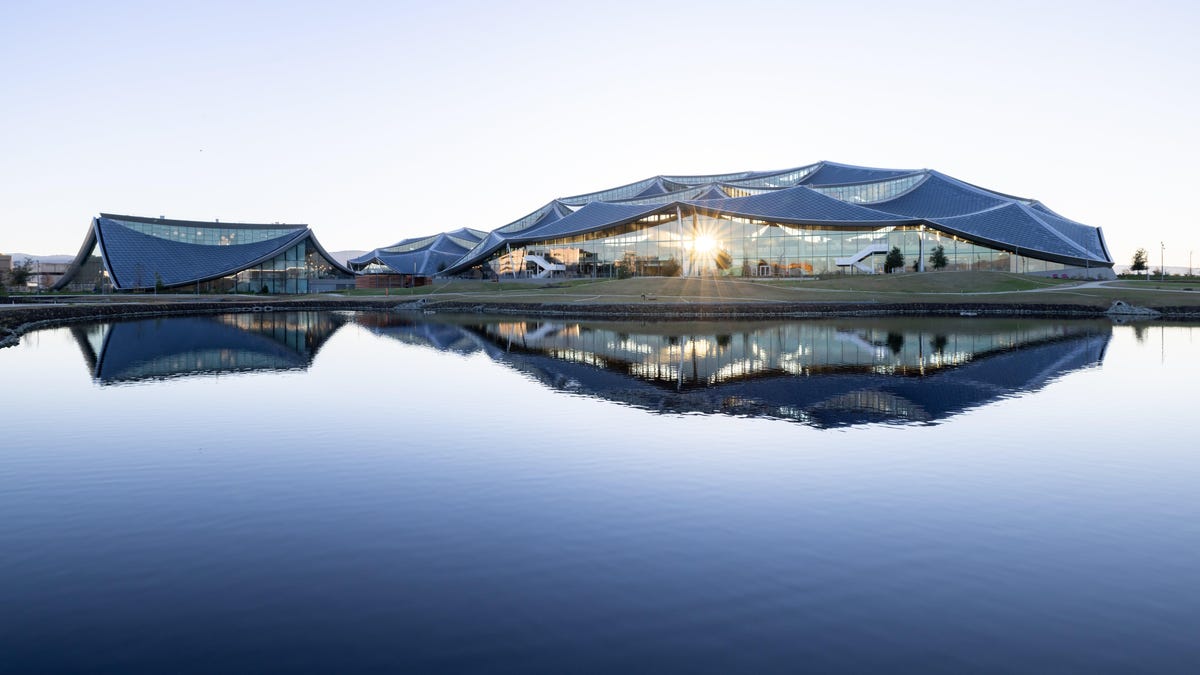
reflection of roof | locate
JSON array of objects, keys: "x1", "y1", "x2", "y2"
[
  {"x1": 353, "y1": 314, "x2": 485, "y2": 353},
  {"x1": 72, "y1": 312, "x2": 347, "y2": 384},
  {"x1": 690, "y1": 335, "x2": 1107, "y2": 426},
  {"x1": 358, "y1": 314, "x2": 1111, "y2": 428},
  {"x1": 443, "y1": 161, "x2": 1112, "y2": 273}
]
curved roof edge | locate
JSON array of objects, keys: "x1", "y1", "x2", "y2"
[
  {"x1": 100, "y1": 213, "x2": 307, "y2": 231},
  {"x1": 924, "y1": 213, "x2": 1108, "y2": 268},
  {"x1": 52, "y1": 219, "x2": 108, "y2": 291},
  {"x1": 437, "y1": 161, "x2": 1112, "y2": 274},
  {"x1": 55, "y1": 214, "x2": 353, "y2": 291}
]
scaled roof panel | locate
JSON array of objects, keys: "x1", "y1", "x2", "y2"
[
  {"x1": 691, "y1": 184, "x2": 730, "y2": 200},
  {"x1": 799, "y1": 162, "x2": 916, "y2": 186},
  {"x1": 433, "y1": 160, "x2": 1111, "y2": 272},
  {"x1": 1021, "y1": 208, "x2": 1108, "y2": 261},
  {"x1": 97, "y1": 217, "x2": 308, "y2": 288},
  {"x1": 685, "y1": 185, "x2": 915, "y2": 224},
  {"x1": 932, "y1": 204, "x2": 1092, "y2": 260},
  {"x1": 520, "y1": 201, "x2": 674, "y2": 240},
  {"x1": 866, "y1": 173, "x2": 1006, "y2": 218}
]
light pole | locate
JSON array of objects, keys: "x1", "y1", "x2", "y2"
[{"x1": 1160, "y1": 242, "x2": 1165, "y2": 282}]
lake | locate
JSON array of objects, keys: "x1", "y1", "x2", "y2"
[{"x1": 2, "y1": 312, "x2": 1198, "y2": 673}]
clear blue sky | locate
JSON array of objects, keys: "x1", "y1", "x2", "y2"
[{"x1": 3, "y1": 0, "x2": 1197, "y2": 267}]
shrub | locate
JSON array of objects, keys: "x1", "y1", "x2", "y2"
[
  {"x1": 884, "y1": 247, "x2": 905, "y2": 274},
  {"x1": 929, "y1": 244, "x2": 948, "y2": 270},
  {"x1": 659, "y1": 257, "x2": 681, "y2": 277}
]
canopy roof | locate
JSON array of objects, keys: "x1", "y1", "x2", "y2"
[
  {"x1": 438, "y1": 161, "x2": 1111, "y2": 273},
  {"x1": 53, "y1": 214, "x2": 354, "y2": 290},
  {"x1": 350, "y1": 227, "x2": 487, "y2": 276}
]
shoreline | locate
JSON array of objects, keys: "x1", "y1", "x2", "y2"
[{"x1": 3, "y1": 296, "x2": 1197, "y2": 349}]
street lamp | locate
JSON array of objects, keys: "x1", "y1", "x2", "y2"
[{"x1": 1161, "y1": 242, "x2": 1165, "y2": 282}]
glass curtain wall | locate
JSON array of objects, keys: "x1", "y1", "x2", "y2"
[
  {"x1": 231, "y1": 241, "x2": 309, "y2": 293},
  {"x1": 171, "y1": 241, "x2": 345, "y2": 293},
  {"x1": 109, "y1": 219, "x2": 296, "y2": 246},
  {"x1": 483, "y1": 213, "x2": 1071, "y2": 278}
]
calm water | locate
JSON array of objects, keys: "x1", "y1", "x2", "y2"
[{"x1": 2, "y1": 312, "x2": 1198, "y2": 673}]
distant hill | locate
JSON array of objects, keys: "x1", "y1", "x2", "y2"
[
  {"x1": 9, "y1": 253, "x2": 74, "y2": 265},
  {"x1": 328, "y1": 250, "x2": 367, "y2": 266}
]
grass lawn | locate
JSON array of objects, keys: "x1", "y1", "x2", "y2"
[
  {"x1": 13, "y1": 272, "x2": 1200, "y2": 310},
  {"x1": 342, "y1": 271, "x2": 1200, "y2": 309}
]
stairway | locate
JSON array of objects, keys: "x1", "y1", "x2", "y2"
[
  {"x1": 835, "y1": 241, "x2": 889, "y2": 274},
  {"x1": 524, "y1": 254, "x2": 566, "y2": 278}
]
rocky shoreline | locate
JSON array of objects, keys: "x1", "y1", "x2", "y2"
[{"x1": 3, "y1": 297, "x2": 1197, "y2": 349}]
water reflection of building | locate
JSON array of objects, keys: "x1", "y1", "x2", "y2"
[
  {"x1": 359, "y1": 314, "x2": 1110, "y2": 427},
  {"x1": 71, "y1": 312, "x2": 347, "y2": 384}
]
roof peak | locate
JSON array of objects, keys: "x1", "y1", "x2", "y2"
[{"x1": 100, "y1": 213, "x2": 306, "y2": 230}]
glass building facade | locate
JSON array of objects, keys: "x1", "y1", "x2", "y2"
[
  {"x1": 225, "y1": 240, "x2": 343, "y2": 294},
  {"x1": 492, "y1": 212, "x2": 1071, "y2": 279},
  {"x1": 55, "y1": 214, "x2": 355, "y2": 293},
  {"x1": 444, "y1": 162, "x2": 1113, "y2": 279}
]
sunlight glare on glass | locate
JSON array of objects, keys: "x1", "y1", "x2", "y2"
[{"x1": 693, "y1": 234, "x2": 718, "y2": 255}]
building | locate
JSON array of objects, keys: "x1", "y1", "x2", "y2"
[
  {"x1": 54, "y1": 214, "x2": 355, "y2": 293},
  {"x1": 441, "y1": 161, "x2": 1114, "y2": 279},
  {"x1": 0, "y1": 253, "x2": 11, "y2": 282},
  {"x1": 70, "y1": 312, "x2": 347, "y2": 383},
  {"x1": 31, "y1": 261, "x2": 69, "y2": 290},
  {"x1": 355, "y1": 314, "x2": 1111, "y2": 428},
  {"x1": 350, "y1": 227, "x2": 487, "y2": 287}
]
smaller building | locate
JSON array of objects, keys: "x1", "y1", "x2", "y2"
[
  {"x1": 55, "y1": 214, "x2": 355, "y2": 293},
  {"x1": 0, "y1": 252, "x2": 11, "y2": 281},
  {"x1": 30, "y1": 261, "x2": 69, "y2": 290},
  {"x1": 350, "y1": 228, "x2": 487, "y2": 288}
]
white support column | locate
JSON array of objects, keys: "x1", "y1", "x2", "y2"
[
  {"x1": 918, "y1": 225, "x2": 925, "y2": 272},
  {"x1": 677, "y1": 205, "x2": 688, "y2": 277}
]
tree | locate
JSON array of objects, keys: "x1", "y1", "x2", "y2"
[
  {"x1": 659, "y1": 257, "x2": 681, "y2": 277},
  {"x1": 714, "y1": 249, "x2": 733, "y2": 271},
  {"x1": 1131, "y1": 248, "x2": 1148, "y2": 273},
  {"x1": 8, "y1": 259, "x2": 33, "y2": 288},
  {"x1": 929, "y1": 244, "x2": 948, "y2": 270},
  {"x1": 615, "y1": 254, "x2": 634, "y2": 279},
  {"x1": 930, "y1": 334, "x2": 948, "y2": 354},
  {"x1": 884, "y1": 246, "x2": 905, "y2": 274}
]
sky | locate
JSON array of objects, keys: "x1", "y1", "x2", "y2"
[{"x1": 2, "y1": 0, "x2": 1197, "y2": 268}]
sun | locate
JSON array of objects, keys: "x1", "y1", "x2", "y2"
[{"x1": 693, "y1": 234, "x2": 718, "y2": 255}]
